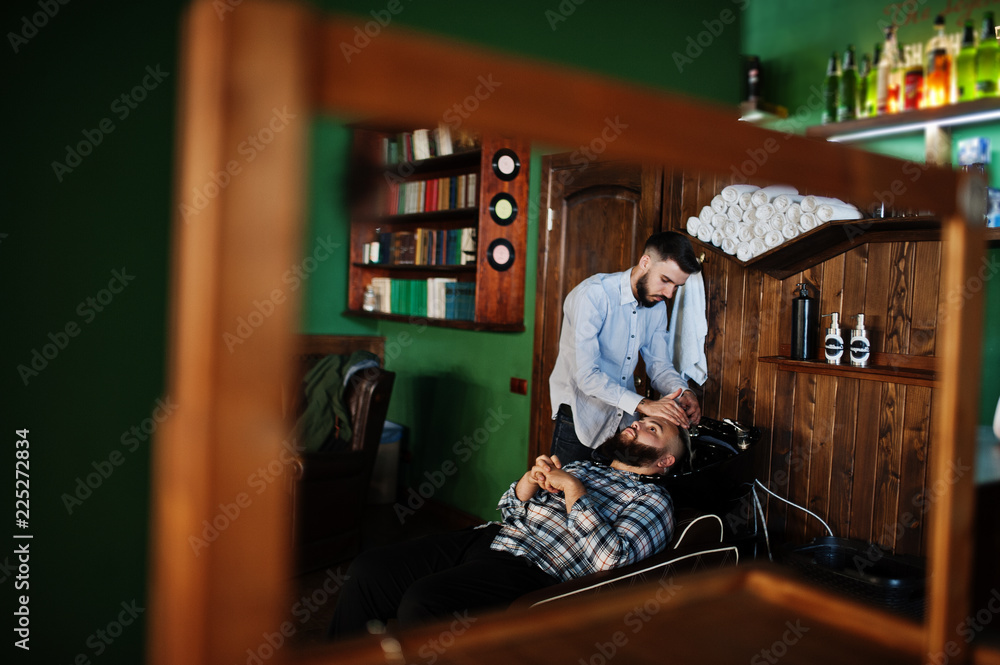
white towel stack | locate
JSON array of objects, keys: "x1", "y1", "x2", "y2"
[{"x1": 686, "y1": 185, "x2": 864, "y2": 262}]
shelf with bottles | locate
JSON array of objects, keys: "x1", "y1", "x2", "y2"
[
  {"x1": 346, "y1": 127, "x2": 530, "y2": 331},
  {"x1": 805, "y1": 96, "x2": 1000, "y2": 141},
  {"x1": 759, "y1": 344, "x2": 937, "y2": 387},
  {"x1": 811, "y1": 13, "x2": 1000, "y2": 139}
]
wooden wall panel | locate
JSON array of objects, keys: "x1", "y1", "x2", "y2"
[{"x1": 662, "y1": 172, "x2": 940, "y2": 557}]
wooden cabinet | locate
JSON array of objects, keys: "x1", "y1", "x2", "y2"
[{"x1": 345, "y1": 128, "x2": 530, "y2": 331}]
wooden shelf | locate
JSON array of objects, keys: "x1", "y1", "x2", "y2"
[
  {"x1": 747, "y1": 215, "x2": 939, "y2": 280},
  {"x1": 351, "y1": 262, "x2": 476, "y2": 273},
  {"x1": 343, "y1": 308, "x2": 524, "y2": 332},
  {"x1": 759, "y1": 355, "x2": 937, "y2": 387},
  {"x1": 805, "y1": 97, "x2": 1000, "y2": 141},
  {"x1": 358, "y1": 207, "x2": 479, "y2": 225},
  {"x1": 692, "y1": 217, "x2": 999, "y2": 280},
  {"x1": 382, "y1": 149, "x2": 481, "y2": 176},
  {"x1": 348, "y1": 130, "x2": 529, "y2": 331}
]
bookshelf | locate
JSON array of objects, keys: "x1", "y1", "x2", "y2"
[{"x1": 346, "y1": 128, "x2": 529, "y2": 331}]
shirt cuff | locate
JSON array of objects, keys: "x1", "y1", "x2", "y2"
[
  {"x1": 568, "y1": 495, "x2": 599, "y2": 532},
  {"x1": 617, "y1": 391, "x2": 644, "y2": 414}
]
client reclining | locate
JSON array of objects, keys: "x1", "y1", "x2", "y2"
[{"x1": 329, "y1": 414, "x2": 686, "y2": 638}]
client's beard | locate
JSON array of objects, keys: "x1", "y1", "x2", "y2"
[{"x1": 596, "y1": 429, "x2": 661, "y2": 467}]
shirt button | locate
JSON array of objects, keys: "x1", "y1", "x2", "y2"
[
  {"x1": 622, "y1": 376, "x2": 626, "y2": 380},
  {"x1": 631, "y1": 335, "x2": 635, "y2": 338},
  {"x1": 627, "y1": 356, "x2": 631, "y2": 360}
]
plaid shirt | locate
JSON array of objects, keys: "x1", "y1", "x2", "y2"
[{"x1": 489, "y1": 461, "x2": 674, "y2": 582}]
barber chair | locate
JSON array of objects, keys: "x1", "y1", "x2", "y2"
[
  {"x1": 292, "y1": 357, "x2": 395, "y2": 572},
  {"x1": 515, "y1": 416, "x2": 759, "y2": 608}
]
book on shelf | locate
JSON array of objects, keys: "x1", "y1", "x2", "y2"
[
  {"x1": 364, "y1": 227, "x2": 477, "y2": 266},
  {"x1": 364, "y1": 277, "x2": 473, "y2": 321},
  {"x1": 380, "y1": 123, "x2": 474, "y2": 165},
  {"x1": 379, "y1": 174, "x2": 478, "y2": 216}
]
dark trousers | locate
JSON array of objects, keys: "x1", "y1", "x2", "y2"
[
  {"x1": 328, "y1": 524, "x2": 558, "y2": 638},
  {"x1": 549, "y1": 404, "x2": 598, "y2": 466}
]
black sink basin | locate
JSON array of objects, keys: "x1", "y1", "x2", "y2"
[{"x1": 655, "y1": 416, "x2": 760, "y2": 517}]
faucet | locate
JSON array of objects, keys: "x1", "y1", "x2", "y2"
[{"x1": 723, "y1": 418, "x2": 751, "y2": 451}]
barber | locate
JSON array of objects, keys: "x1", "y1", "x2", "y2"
[{"x1": 548, "y1": 231, "x2": 703, "y2": 466}]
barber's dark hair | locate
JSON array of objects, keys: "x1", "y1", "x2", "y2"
[{"x1": 643, "y1": 231, "x2": 701, "y2": 274}]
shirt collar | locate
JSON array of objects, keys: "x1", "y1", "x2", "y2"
[{"x1": 619, "y1": 269, "x2": 637, "y2": 307}]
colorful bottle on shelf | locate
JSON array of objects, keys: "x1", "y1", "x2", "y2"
[
  {"x1": 924, "y1": 14, "x2": 953, "y2": 108},
  {"x1": 838, "y1": 45, "x2": 859, "y2": 121},
  {"x1": 977, "y1": 12, "x2": 999, "y2": 97},
  {"x1": 899, "y1": 37, "x2": 923, "y2": 111},
  {"x1": 865, "y1": 45, "x2": 880, "y2": 116},
  {"x1": 957, "y1": 19, "x2": 979, "y2": 102},
  {"x1": 877, "y1": 26, "x2": 899, "y2": 114},
  {"x1": 858, "y1": 53, "x2": 870, "y2": 118},
  {"x1": 823, "y1": 51, "x2": 841, "y2": 124}
]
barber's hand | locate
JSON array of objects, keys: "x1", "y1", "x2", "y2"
[
  {"x1": 677, "y1": 389, "x2": 701, "y2": 425},
  {"x1": 636, "y1": 388, "x2": 691, "y2": 428}
]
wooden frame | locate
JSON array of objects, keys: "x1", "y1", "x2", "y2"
[{"x1": 150, "y1": 2, "x2": 989, "y2": 664}]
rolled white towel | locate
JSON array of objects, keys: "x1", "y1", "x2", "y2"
[
  {"x1": 736, "y1": 241, "x2": 753, "y2": 262},
  {"x1": 764, "y1": 230, "x2": 783, "y2": 248},
  {"x1": 726, "y1": 205, "x2": 743, "y2": 223},
  {"x1": 737, "y1": 223, "x2": 754, "y2": 243},
  {"x1": 686, "y1": 216, "x2": 701, "y2": 236},
  {"x1": 800, "y1": 195, "x2": 846, "y2": 213},
  {"x1": 782, "y1": 223, "x2": 800, "y2": 240},
  {"x1": 738, "y1": 191, "x2": 754, "y2": 210},
  {"x1": 769, "y1": 213, "x2": 786, "y2": 232},
  {"x1": 772, "y1": 194, "x2": 805, "y2": 213},
  {"x1": 699, "y1": 205, "x2": 714, "y2": 224},
  {"x1": 755, "y1": 203, "x2": 775, "y2": 221},
  {"x1": 799, "y1": 212, "x2": 818, "y2": 231},
  {"x1": 711, "y1": 195, "x2": 727, "y2": 214},
  {"x1": 752, "y1": 220, "x2": 770, "y2": 238},
  {"x1": 723, "y1": 220, "x2": 740, "y2": 239},
  {"x1": 750, "y1": 189, "x2": 769, "y2": 207},
  {"x1": 784, "y1": 203, "x2": 803, "y2": 223},
  {"x1": 759, "y1": 184, "x2": 798, "y2": 199},
  {"x1": 721, "y1": 237, "x2": 737, "y2": 255},
  {"x1": 721, "y1": 184, "x2": 758, "y2": 204},
  {"x1": 750, "y1": 237, "x2": 767, "y2": 256},
  {"x1": 741, "y1": 206, "x2": 757, "y2": 225},
  {"x1": 697, "y1": 223, "x2": 713, "y2": 243},
  {"x1": 816, "y1": 203, "x2": 863, "y2": 222},
  {"x1": 711, "y1": 213, "x2": 728, "y2": 229},
  {"x1": 711, "y1": 229, "x2": 724, "y2": 246}
]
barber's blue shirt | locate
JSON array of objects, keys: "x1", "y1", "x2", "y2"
[
  {"x1": 549, "y1": 270, "x2": 688, "y2": 448},
  {"x1": 490, "y1": 461, "x2": 674, "y2": 582}
]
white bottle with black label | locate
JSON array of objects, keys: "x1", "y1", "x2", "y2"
[
  {"x1": 823, "y1": 312, "x2": 844, "y2": 365},
  {"x1": 850, "y1": 314, "x2": 870, "y2": 367}
]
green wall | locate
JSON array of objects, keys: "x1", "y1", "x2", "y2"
[
  {"x1": 744, "y1": 0, "x2": 1000, "y2": 426},
  {"x1": 303, "y1": 0, "x2": 745, "y2": 521},
  {"x1": 5, "y1": 1, "x2": 182, "y2": 663}
]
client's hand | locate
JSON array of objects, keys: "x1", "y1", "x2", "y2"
[
  {"x1": 539, "y1": 468, "x2": 586, "y2": 512},
  {"x1": 516, "y1": 454, "x2": 562, "y2": 501}
]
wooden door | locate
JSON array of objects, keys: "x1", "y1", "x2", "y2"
[{"x1": 527, "y1": 157, "x2": 661, "y2": 466}]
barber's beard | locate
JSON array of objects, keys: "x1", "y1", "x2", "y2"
[
  {"x1": 597, "y1": 430, "x2": 661, "y2": 467},
  {"x1": 635, "y1": 272, "x2": 660, "y2": 308}
]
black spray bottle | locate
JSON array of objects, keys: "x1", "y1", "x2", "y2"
[{"x1": 791, "y1": 282, "x2": 818, "y2": 360}]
